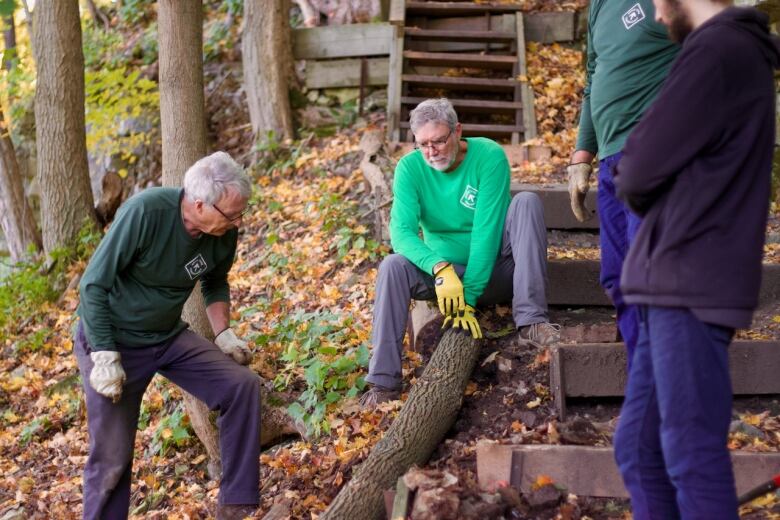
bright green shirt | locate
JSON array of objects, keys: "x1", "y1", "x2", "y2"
[
  {"x1": 78, "y1": 187, "x2": 237, "y2": 350},
  {"x1": 576, "y1": 0, "x2": 679, "y2": 157},
  {"x1": 389, "y1": 137, "x2": 510, "y2": 305}
]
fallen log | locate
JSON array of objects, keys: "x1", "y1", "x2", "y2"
[{"x1": 321, "y1": 328, "x2": 481, "y2": 519}]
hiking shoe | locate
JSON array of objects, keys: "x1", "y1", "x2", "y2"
[
  {"x1": 359, "y1": 384, "x2": 401, "y2": 409},
  {"x1": 216, "y1": 504, "x2": 257, "y2": 520},
  {"x1": 519, "y1": 322, "x2": 561, "y2": 346}
]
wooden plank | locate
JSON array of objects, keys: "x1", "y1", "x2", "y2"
[
  {"x1": 515, "y1": 12, "x2": 538, "y2": 140},
  {"x1": 293, "y1": 23, "x2": 393, "y2": 60},
  {"x1": 400, "y1": 121, "x2": 523, "y2": 135},
  {"x1": 389, "y1": 0, "x2": 405, "y2": 26},
  {"x1": 511, "y1": 183, "x2": 599, "y2": 230},
  {"x1": 402, "y1": 74, "x2": 517, "y2": 92},
  {"x1": 306, "y1": 57, "x2": 389, "y2": 89},
  {"x1": 401, "y1": 96, "x2": 523, "y2": 112},
  {"x1": 387, "y1": 24, "x2": 404, "y2": 142},
  {"x1": 406, "y1": 1, "x2": 523, "y2": 16},
  {"x1": 403, "y1": 50, "x2": 516, "y2": 69},
  {"x1": 554, "y1": 341, "x2": 780, "y2": 399},
  {"x1": 524, "y1": 11, "x2": 576, "y2": 44},
  {"x1": 405, "y1": 27, "x2": 516, "y2": 42},
  {"x1": 477, "y1": 444, "x2": 780, "y2": 498},
  {"x1": 390, "y1": 476, "x2": 410, "y2": 519}
]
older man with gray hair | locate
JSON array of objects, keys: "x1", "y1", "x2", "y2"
[
  {"x1": 361, "y1": 98, "x2": 559, "y2": 406},
  {"x1": 75, "y1": 151, "x2": 260, "y2": 520}
]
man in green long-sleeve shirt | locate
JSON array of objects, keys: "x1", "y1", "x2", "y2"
[
  {"x1": 361, "y1": 98, "x2": 560, "y2": 406},
  {"x1": 75, "y1": 152, "x2": 260, "y2": 520},
  {"x1": 567, "y1": 0, "x2": 678, "y2": 365}
]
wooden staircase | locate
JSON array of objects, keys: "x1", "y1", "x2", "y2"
[{"x1": 387, "y1": 0, "x2": 538, "y2": 144}]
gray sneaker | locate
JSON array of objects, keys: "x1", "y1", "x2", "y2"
[
  {"x1": 519, "y1": 322, "x2": 561, "y2": 346},
  {"x1": 359, "y1": 384, "x2": 401, "y2": 409}
]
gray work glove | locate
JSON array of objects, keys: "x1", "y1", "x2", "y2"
[
  {"x1": 567, "y1": 162, "x2": 594, "y2": 222},
  {"x1": 214, "y1": 328, "x2": 252, "y2": 365},
  {"x1": 89, "y1": 351, "x2": 126, "y2": 403}
]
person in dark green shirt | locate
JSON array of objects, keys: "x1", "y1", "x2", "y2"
[
  {"x1": 567, "y1": 0, "x2": 678, "y2": 366},
  {"x1": 75, "y1": 152, "x2": 260, "y2": 520},
  {"x1": 361, "y1": 98, "x2": 561, "y2": 407}
]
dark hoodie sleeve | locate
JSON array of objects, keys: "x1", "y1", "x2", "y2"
[{"x1": 615, "y1": 43, "x2": 725, "y2": 215}]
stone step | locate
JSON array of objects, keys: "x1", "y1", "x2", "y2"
[
  {"x1": 476, "y1": 443, "x2": 780, "y2": 498},
  {"x1": 511, "y1": 183, "x2": 599, "y2": 230},
  {"x1": 550, "y1": 341, "x2": 780, "y2": 419}
]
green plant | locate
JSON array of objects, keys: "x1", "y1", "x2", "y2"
[
  {"x1": 266, "y1": 311, "x2": 369, "y2": 438},
  {"x1": 118, "y1": 0, "x2": 154, "y2": 25},
  {"x1": 147, "y1": 403, "x2": 193, "y2": 457},
  {"x1": 251, "y1": 132, "x2": 314, "y2": 177}
]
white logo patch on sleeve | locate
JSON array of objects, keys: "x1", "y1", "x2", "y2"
[
  {"x1": 622, "y1": 3, "x2": 645, "y2": 30},
  {"x1": 184, "y1": 253, "x2": 208, "y2": 280},
  {"x1": 460, "y1": 185, "x2": 478, "y2": 210}
]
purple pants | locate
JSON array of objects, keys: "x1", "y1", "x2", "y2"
[
  {"x1": 598, "y1": 152, "x2": 642, "y2": 366},
  {"x1": 74, "y1": 323, "x2": 260, "y2": 520}
]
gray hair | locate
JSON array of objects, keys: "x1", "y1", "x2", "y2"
[
  {"x1": 409, "y1": 98, "x2": 458, "y2": 133},
  {"x1": 183, "y1": 151, "x2": 251, "y2": 204}
]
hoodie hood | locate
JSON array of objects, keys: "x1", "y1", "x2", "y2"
[{"x1": 696, "y1": 6, "x2": 780, "y2": 68}]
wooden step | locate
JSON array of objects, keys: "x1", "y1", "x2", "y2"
[
  {"x1": 400, "y1": 96, "x2": 523, "y2": 113},
  {"x1": 402, "y1": 74, "x2": 517, "y2": 92},
  {"x1": 477, "y1": 443, "x2": 780, "y2": 498},
  {"x1": 400, "y1": 121, "x2": 523, "y2": 136},
  {"x1": 404, "y1": 27, "x2": 516, "y2": 43},
  {"x1": 402, "y1": 50, "x2": 517, "y2": 70},
  {"x1": 550, "y1": 341, "x2": 780, "y2": 419},
  {"x1": 406, "y1": 1, "x2": 524, "y2": 17}
]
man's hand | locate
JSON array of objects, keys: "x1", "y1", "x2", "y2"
[
  {"x1": 214, "y1": 328, "x2": 252, "y2": 365},
  {"x1": 434, "y1": 264, "x2": 465, "y2": 317},
  {"x1": 89, "y1": 351, "x2": 126, "y2": 403},
  {"x1": 567, "y1": 162, "x2": 594, "y2": 222},
  {"x1": 443, "y1": 304, "x2": 483, "y2": 339}
]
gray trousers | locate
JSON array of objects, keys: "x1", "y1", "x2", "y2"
[
  {"x1": 74, "y1": 323, "x2": 261, "y2": 520},
  {"x1": 366, "y1": 192, "x2": 548, "y2": 389}
]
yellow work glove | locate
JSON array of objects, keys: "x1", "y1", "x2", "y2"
[
  {"x1": 443, "y1": 304, "x2": 483, "y2": 339},
  {"x1": 434, "y1": 264, "x2": 465, "y2": 317},
  {"x1": 567, "y1": 162, "x2": 593, "y2": 222}
]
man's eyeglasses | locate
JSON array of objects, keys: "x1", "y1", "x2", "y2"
[
  {"x1": 212, "y1": 203, "x2": 249, "y2": 223},
  {"x1": 414, "y1": 130, "x2": 452, "y2": 151}
]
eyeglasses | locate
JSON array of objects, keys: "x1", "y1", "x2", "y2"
[
  {"x1": 212, "y1": 203, "x2": 249, "y2": 223},
  {"x1": 414, "y1": 130, "x2": 452, "y2": 151}
]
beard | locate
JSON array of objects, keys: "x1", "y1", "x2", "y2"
[
  {"x1": 665, "y1": 0, "x2": 694, "y2": 43},
  {"x1": 424, "y1": 152, "x2": 457, "y2": 172}
]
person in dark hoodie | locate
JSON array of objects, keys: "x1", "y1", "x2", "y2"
[{"x1": 612, "y1": 0, "x2": 779, "y2": 518}]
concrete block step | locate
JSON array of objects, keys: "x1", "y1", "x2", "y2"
[
  {"x1": 550, "y1": 341, "x2": 780, "y2": 419},
  {"x1": 476, "y1": 443, "x2": 780, "y2": 498},
  {"x1": 511, "y1": 183, "x2": 599, "y2": 230}
]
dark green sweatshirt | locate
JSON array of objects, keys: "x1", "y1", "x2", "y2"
[
  {"x1": 78, "y1": 188, "x2": 237, "y2": 350},
  {"x1": 576, "y1": 0, "x2": 679, "y2": 158}
]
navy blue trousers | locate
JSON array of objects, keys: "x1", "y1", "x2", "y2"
[
  {"x1": 613, "y1": 306, "x2": 738, "y2": 520},
  {"x1": 74, "y1": 323, "x2": 261, "y2": 520},
  {"x1": 598, "y1": 152, "x2": 641, "y2": 365}
]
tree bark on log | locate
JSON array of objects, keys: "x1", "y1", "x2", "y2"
[
  {"x1": 242, "y1": 0, "x2": 294, "y2": 143},
  {"x1": 0, "y1": 106, "x2": 41, "y2": 260},
  {"x1": 321, "y1": 329, "x2": 481, "y2": 520},
  {"x1": 33, "y1": 0, "x2": 96, "y2": 255},
  {"x1": 358, "y1": 128, "x2": 393, "y2": 243}
]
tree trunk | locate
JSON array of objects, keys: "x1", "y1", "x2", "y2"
[
  {"x1": 242, "y1": 0, "x2": 294, "y2": 143},
  {"x1": 358, "y1": 128, "x2": 394, "y2": 243},
  {"x1": 322, "y1": 329, "x2": 481, "y2": 520},
  {"x1": 0, "y1": 106, "x2": 41, "y2": 260},
  {"x1": 3, "y1": 12, "x2": 16, "y2": 67},
  {"x1": 33, "y1": 0, "x2": 96, "y2": 255},
  {"x1": 85, "y1": 0, "x2": 110, "y2": 30},
  {"x1": 158, "y1": 0, "x2": 299, "y2": 478}
]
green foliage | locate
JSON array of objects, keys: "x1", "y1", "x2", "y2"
[
  {"x1": 263, "y1": 311, "x2": 368, "y2": 438},
  {"x1": 147, "y1": 403, "x2": 193, "y2": 457},
  {"x1": 85, "y1": 66, "x2": 160, "y2": 174},
  {"x1": 118, "y1": 0, "x2": 155, "y2": 25},
  {"x1": 251, "y1": 132, "x2": 314, "y2": 177},
  {"x1": 82, "y1": 22, "x2": 125, "y2": 70},
  {"x1": 0, "y1": 0, "x2": 14, "y2": 17},
  {"x1": 20, "y1": 416, "x2": 52, "y2": 445}
]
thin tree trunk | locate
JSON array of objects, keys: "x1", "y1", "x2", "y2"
[
  {"x1": 33, "y1": 0, "x2": 95, "y2": 255},
  {"x1": 85, "y1": 0, "x2": 110, "y2": 30},
  {"x1": 322, "y1": 329, "x2": 481, "y2": 519},
  {"x1": 242, "y1": 0, "x2": 294, "y2": 143},
  {"x1": 3, "y1": 13, "x2": 16, "y2": 66},
  {"x1": 19, "y1": 0, "x2": 33, "y2": 59}
]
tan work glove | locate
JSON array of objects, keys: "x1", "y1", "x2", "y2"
[
  {"x1": 434, "y1": 264, "x2": 465, "y2": 317},
  {"x1": 215, "y1": 328, "x2": 252, "y2": 365},
  {"x1": 443, "y1": 304, "x2": 483, "y2": 339},
  {"x1": 89, "y1": 351, "x2": 126, "y2": 403},
  {"x1": 567, "y1": 162, "x2": 594, "y2": 222}
]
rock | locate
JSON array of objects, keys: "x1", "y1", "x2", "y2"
[{"x1": 526, "y1": 483, "x2": 563, "y2": 509}]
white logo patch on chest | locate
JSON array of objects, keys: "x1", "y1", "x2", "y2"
[
  {"x1": 184, "y1": 253, "x2": 208, "y2": 280},
  {"x1": 622, "y1": 3, "x2": 645, "y2": 30},
  {"x1": 460, "y1": 185, "x2": 478, "y2": 210}
]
